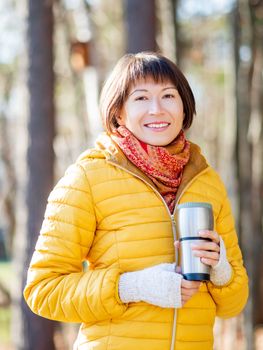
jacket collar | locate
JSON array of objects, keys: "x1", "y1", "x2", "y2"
[
  {"x1": 174, "y1": 142, "x2": 208, "y2": 203},
  {"x1": 95, "y1": 133, "x2": 209, "y2": 206}
]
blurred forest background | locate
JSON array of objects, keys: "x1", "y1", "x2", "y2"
[{"x1": 0, "y1": 0, "x2": 262, "y2": 349}]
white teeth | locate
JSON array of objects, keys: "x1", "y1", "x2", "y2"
[{"x1": 146, "y1": 123, "x2": 169, "y2": 128}]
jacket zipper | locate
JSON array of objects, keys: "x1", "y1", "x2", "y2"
[
  {"x1": 168, "y1": 168, "x2": 208, "y2": 350},
  {"x1": 107, "y1": 160, "x2": 208, "y2": 350}
]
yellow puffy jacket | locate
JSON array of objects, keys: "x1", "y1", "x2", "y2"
[{"x1": 24, "y1": 134, "x2": 248, "y2": 350}]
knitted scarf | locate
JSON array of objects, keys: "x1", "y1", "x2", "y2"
[{"x1": 112, "y1": 126, "x2": 190, "y2": 213}]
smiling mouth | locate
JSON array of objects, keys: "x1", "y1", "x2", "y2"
[{"x1": 144, "y1": 122, "x2": 170, "y2": 129}]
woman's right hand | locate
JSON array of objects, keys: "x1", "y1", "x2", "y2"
[
  {"x1": 119, "y1": 262, "x2": 201, "y2": 308},
  {"x1": 181, "y1": 279, "x2": 201, "y2": 305},
  {"x1": 118, "y1": 263, "x2": 183, "y2": 308}
]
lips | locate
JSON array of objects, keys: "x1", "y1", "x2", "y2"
[{"x1": 144, "y1": 122, "x2": 170, "y2": 128}]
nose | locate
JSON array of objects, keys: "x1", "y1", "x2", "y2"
[{"x1": 149, "y1": 97, "x2": 163, "y2": 115}]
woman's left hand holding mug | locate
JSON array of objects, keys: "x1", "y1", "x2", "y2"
[{"x1": 191, "y1": 230, "x2": 221, "y2": 267}]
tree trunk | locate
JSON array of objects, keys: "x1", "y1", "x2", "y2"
[
  {"x1": 20, "y1": 0, "x2": 56, "y2": 349},
  {"x1": 0, "y1": 72, "x2": 16, "y2": 257},
  {"x1": 234, "y1": 1, "x2": 255, "y2": 348},
  {"x1": 124, "y1": 0, "x2": 157, "y2": 53},
  {"x1": 171, "y1": 0, "x2": 182, "y2": 66},
  {"x1": 249, "y1": 0, "x2": 263, "y2": 326}
]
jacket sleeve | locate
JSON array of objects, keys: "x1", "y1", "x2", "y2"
[
  {"x1": 23, "y1": 161, "x2": 127, "y2": 323},
  {"x1": 207, "y1": 190, "x2": 249, "y2": 318}
]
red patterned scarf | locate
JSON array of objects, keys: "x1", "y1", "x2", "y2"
[{"x1": 112, "y1": 126, "x2": 190, "y2": 213}]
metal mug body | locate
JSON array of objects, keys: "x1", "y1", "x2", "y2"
[{"x1": 175, "y1": 202, "x2": 214, "y2": 281}]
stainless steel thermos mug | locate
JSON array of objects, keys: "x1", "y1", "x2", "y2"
[{"x1": 175, "y1": 202, "x2": 214, "y2": 281}]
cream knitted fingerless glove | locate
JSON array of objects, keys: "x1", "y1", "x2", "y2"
[
  {"x1": 118, "y1": 263, "x2": 183, "y2": 308},
  {"x1": 210, "y1": 237, "x2": 232, "y2": 286}
]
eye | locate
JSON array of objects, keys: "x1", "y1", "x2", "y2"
[
  {"x1": 134, "y1": 96, "x2": 147, "y2": 101},
  {"x1": 163, "y1": 93, "x2": 175, "y2": 99}
]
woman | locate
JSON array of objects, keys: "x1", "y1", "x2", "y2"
[{"x1": 24, "y1": 52, "x2": 248, "y2": 350}]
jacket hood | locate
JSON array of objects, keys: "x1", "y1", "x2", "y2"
[{"x1": 76, "y1": 134, "x2": 110, "y2": 162}]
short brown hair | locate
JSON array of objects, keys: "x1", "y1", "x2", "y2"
[{"x1": 99, "y1": 52, "x2": 196, "y2": 134}]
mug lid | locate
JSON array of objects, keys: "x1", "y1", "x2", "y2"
[{"x1": 177, "y1": 202, "x2": 212, "y2": 210}]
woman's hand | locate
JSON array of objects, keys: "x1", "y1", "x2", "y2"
[
  {"x1": 173, "y1": 264, "x2": 201, "y2": 305},
  {"x1": 191, "y1": 230, "x2": 221, "y2": 267},
  {"x1": 181, "y1": 278, "x2": 201, "y2": 305},
  {"x1": 119, "y1": 263, "x2": 183, "y2": 308}
]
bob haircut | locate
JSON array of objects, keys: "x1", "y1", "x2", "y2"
[{"x1": 99, "y1": 52, "x2": 196, "y2": 134}]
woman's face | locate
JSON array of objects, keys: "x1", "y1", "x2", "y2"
[{"x1": 118, "y1": 78, "x2": 184, "y2": 146}]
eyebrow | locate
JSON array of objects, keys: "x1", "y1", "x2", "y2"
[{"x1": 129, "y1": 86, "x2": 177, "y2": 97}]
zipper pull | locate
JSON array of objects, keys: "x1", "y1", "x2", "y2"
[
  {"x1": 171, "y1": 215, "x2": 177, "y2": 240},
  {"x1": 171, "y1": 215, "x2": 179, "y2": 266}
]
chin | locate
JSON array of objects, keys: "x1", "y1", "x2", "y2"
[{"x1": 146, "y1": 140, "x2": 171, "y2": 147}]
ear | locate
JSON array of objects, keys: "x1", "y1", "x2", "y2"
[{"x1": 117, "y1": 111, "x2": 126, "y2": 126}]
